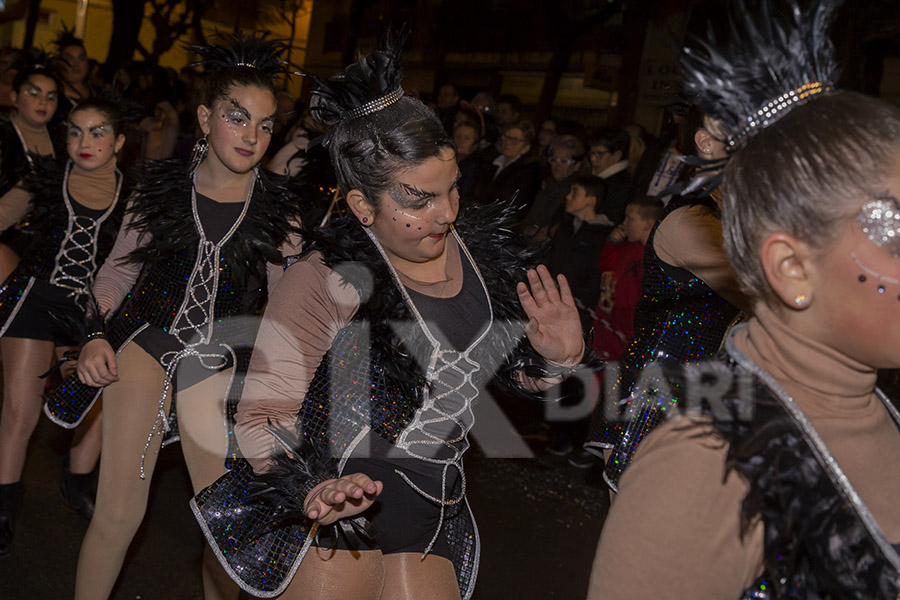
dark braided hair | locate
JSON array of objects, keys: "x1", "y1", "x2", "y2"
[{"x1": 304, "y1": 27, "x2": 453, "y2": 207}]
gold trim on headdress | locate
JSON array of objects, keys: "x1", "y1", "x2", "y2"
[{"x1": 728, "y1": 81, "x2": 832, "y2": 148}]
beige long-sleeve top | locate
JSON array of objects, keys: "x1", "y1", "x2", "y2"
[{"x1": 588, "y1": 304, "x2": 900, "y2": 599}]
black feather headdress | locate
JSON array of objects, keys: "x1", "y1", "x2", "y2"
[
  {"x1": 12, "y1": 47, "x2": 54, "y2": 74},
  {"x1": 680, "y1": 0, "x2": 841, "y2": 150},
  {"x1": 303, "y1": 25, "x2": 409, "y2": 131},
  {"x1": 53, "y1": 23, "x2": 83, "y2": 52},
  {"x1": 186, "y1": 31, "x2": 288, "y2": 81}
]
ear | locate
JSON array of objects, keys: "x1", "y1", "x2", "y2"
[
  {"x1": 612, "y1": 150, "x2": 623, "y2": 163},
  {"x1": 114, "y1": 133, "x2": 126, "y2": 154},
  {"x1": 9, "y1": 90, "x2": 16, "y2": 106},
  {"x1": 694, "y1": 129, "x2": 712, "y2": 155},
  {"x1": 345, "y1": 189, "x2": 376, "y2": 224},
  {"x1": 521, "y1": 143, "x2": 532, "y2": 157},
  {"x1": 759, "y1": 232, "x2": 815, "y2": 310},
  {"x1": 197, "y1": 104, "x2": 212, "y2": 136}
]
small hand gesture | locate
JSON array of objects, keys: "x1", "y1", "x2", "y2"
[
  {"x1": 304, "y1": 473, "x2": 383, "y2": 526},
  {"x1": 517, "y1": 265, "x2": 585, "y2": 365}
]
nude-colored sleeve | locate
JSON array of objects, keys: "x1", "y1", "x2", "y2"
[
  {"x1": 235, "y1": 253, "x2": 359, "y2": 473},
  {"x1": 654, "y1": 205, "x2": 746, "y2": 308},
  {"x1": 0, "y1": 185, "x2": 32, "y2": 234},
  {"x1": 92, "y1": 206, "x2": 150, "y2": 317},
  {"x1": 587, "y1": 416, "x2": 764, "y2": 600},
  {"x1": 266, "y1": 225, "x2": 303, "y2": 297}
]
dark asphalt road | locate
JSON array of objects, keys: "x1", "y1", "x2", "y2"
[{"x1": 0, "y1": 393, "x2": 610, "y2": 599}]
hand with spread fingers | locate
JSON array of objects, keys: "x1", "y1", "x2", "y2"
[
  {"x1": 516, "y1": 264, "x2": 585, "y2": 366},
  {"x1": 304, "y1": 473, "x2": 384, "y2": 526}
]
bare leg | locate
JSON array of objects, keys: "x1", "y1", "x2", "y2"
[
  {"x1": 177, "y1": 368, "x2": 241, "y2": 600},
  {"x1": 278, "y1": 547, "x2": 385, "y2": 600},
  {"x1": 74, "y1": 344, "x2": 169, "y2": 600},
  {"x1": 381, "y1": 553, "x2": 461, "y2": 600},
  {"x1": 0, "y1": 337, "x2": 55, "y2": 484}
]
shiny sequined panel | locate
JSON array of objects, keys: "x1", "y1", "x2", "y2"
[
  {"x1": 587, "y1": 194, "x2": 740, "y2": 488},
  {"x1": 191, "y1": 459, "x2": 312, "y2": 597}
]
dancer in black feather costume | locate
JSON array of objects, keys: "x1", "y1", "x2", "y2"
[
  {"x1": 44, "y1": 32, "x2": 303, "y2": 600},
  {"x1": 589, "y1": 1, "x2": 900, "y2": 598},
  {"x1": 190, "y1": 29, "x2": 593, "y2": 599},
  {"x1": 0, "y1": 94, "x2": 130, "y2": 558}
]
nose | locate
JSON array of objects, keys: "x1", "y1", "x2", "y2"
[
  {"x1": 434, "y1": 194, "x2": 458, "y2": 225},
  {"x1": 242, "y1": 125, "x2": 258, "y2": 146}
]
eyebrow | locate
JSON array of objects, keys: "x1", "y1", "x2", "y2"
[
  {"x1": 399, "y1": 182, "x2": 438, "y2": 201},
  {"x1": 89, "y1": 123, "x2": 111, "y2": 135},
  {"x1": 227, "y1": 98, "x2": 275, "y2": 123}
]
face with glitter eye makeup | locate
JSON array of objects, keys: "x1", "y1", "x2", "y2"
[
  {"x1": 66, "y1": 108, "x2": 125, "y2": 171},
  {"x1": 802, "y1": 180, "x2": 900, "y2": 368},
  {"x1": 364, "y1": 147, "x2": 460, "y2": 274},
  {"x1": 13, "y1": 74, "x2": 58, "y2": 128},
  {"x1": 197, "y1": 84, "x2": 277, "y2": 175}
]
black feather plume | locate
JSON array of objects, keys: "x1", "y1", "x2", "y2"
[
  {"x1": 13, "y1": 48, "x2": 54, "y2": 74},
  {"x1": 680, "y1": 0, "x2": 842, "y2": 149},
  {"x1": 186, "y1": 30, "x2": 288, "y2": 82},
  {"x1": 52, "y1": 23, "x2": 83, "y2": 52},
  {"x1": 302, "y1": 25, "x2": 410, "y2": 130}
]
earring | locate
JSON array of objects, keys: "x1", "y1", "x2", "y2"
[
  {"x1": 362, "y1": 217, "x2": 368, "y2": 223},
  {"x1": 702, "y1": 147, "x2": 712, "y2": 154},
  {"x1": 794, "y1": 294, "x2": 809, "y2": 307},
  {"x1": 189, "y1": 136, "x2": 208, "y2": 175}
]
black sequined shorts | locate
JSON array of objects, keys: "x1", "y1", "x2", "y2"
[{"x1": 312, "y1": 457, "x2": 457, "y2": 560}]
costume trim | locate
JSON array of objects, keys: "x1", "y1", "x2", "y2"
[{"x1": 0, "y1": 275, "x2": 35, "y2": 337}]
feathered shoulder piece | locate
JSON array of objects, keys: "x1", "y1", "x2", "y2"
[
  {"x1": 304, "y1": 25, "x2": 409, "y2": 131},
  {"x1": 187, "y1": 30, "x2": 288, "y2": 81},
  {"x1": 680, "y1": 0, "x2": 841, "y2": 150},
  {"x1": 53, "y1": 24, "x2": 83, "y2": 52}
]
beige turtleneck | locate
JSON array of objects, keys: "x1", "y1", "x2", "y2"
[
  {"x1": 588, "y1": 306, "x2": 900, "y2": 599},
  {"x1": 0, "y1": 159, "x2": 119, "y2": 235},
  {"x1": 11, "y1": 112, "x2": 54, "y2": 156}
]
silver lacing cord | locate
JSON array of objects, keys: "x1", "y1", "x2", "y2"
[
  {"x1": 138, "y1": 171, "x2": 254, "y2": 478},
  {"x1": 49, "y1": 162, "x2": 123, "y2": 305}
]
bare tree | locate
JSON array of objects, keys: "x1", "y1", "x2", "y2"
[
  {"x1": 259, "y1": 0, "x2": 312, "y2": 74},
  {"x1": 139, "y1": 0, "x2": 213, "y2": 63}
]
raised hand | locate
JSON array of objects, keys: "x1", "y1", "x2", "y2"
[
  {"x1": 304, "y1": 472, "x2": 384, "y2": 526},
  {"x1": 516, "y1": 265, "x2": 585, "y2": 365}
]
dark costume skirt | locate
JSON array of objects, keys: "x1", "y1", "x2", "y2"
[{"x1": 1, "y1": 277, "x2": 80, "y2": 345}]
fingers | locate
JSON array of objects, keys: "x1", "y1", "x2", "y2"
[
  {"x1": 306, "y1": 473, "x2": 382, "y2": 522},
  {"x1": 556, "y1": 273, "x2": 575, "y2": 306}
]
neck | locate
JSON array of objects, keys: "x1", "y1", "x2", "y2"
[
  {"x1": 572, "y1": 208, "x2": 596, "y2": 222},
  {"x1": 194, "y1": 157, "x2": 256, "y2": 203},
  {"x1": 11, "y1": 112, "x2": 46, "y2": 133}
]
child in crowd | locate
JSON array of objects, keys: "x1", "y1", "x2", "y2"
[{"x1": 592, "y1": 195, "x2": 663, "y2": 362}]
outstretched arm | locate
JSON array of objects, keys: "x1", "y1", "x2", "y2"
[{"x1": 517, "y1": 264, "x2": 585, "y2": 366}]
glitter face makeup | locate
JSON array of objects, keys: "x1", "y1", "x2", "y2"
[
  {"x1": 16, "y1": 73, "x2": 58, "y2": 128},
  {"x1": 200, "y1": 85, "x2": 277, "y2": 175},
  {"x1": 858, "y1": 195, "x2": 900, "y2": 258},
  {"x1": 366, "y1": 148, "x2": 460, "y2": 275},
  {"x1": 67, "y1": 107, "x2": 122, "y2": 171}
]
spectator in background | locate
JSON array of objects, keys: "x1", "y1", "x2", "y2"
[
  {"x1": 496, "y1": 93, "x2": 522, "y2": 128},
  {"x1": 592, "y1": 195, "x2": 663, "y2": 363},
  {"x1": 453, "y1": 114, "x2": 487, "y2": 205},
  {"x1": 475, "y1": 120, "x2": 541, "y2": 211},
  {"x1": 522, "y1": 133, "x2": 585, "y2": 241},
  {"x1": 52, "y1": 27, "x2": 91, "y2": 118},
  {"x1": 436, "y1": 82, "x2": 460, "y2": 134},
  {"x1": 589, "y1": 126, "x2": 633, "y2": 224},
  {"x1": 0, "y1": 48, "x2": 21, "y2": 112}
]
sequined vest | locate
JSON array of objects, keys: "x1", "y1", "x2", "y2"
[
  {"x1": 588, "y1": 191, "x2": 741, "y2": 489},
  {"x1": 719, "y1": 335, "x2": 900, "y2": 599}
]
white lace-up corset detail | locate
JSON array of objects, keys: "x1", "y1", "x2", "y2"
[
  {"x1": 139, "y1": 170, "x2": 255, "y2": 478},
  {"x1": 49, "y1": 162, "x2": 122, "y2": 303},
  {"x1": 364, "y1": 227, "x2": 493, "y2": 557}
]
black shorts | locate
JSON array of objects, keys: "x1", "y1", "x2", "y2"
[
  {"x1": 311, "y1": 455, "x2": 462, "y2": 561},
  {"x1": 3, "y1": 278, "x2": 81, "y2": 346}
]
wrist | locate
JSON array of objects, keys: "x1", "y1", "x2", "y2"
[{"x1": 545, "y1": 338, "x2": 586, "y2": 368}]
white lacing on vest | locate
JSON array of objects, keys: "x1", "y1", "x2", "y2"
[
  {"x1": 139, "y1": 169, "x2": 255, "y2": 478},
  {"x1": 364, "y1": 227, "x2": 493, "y2": 556}
]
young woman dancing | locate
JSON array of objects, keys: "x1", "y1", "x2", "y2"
[
  {"x1": 191, "y1": 32, "x2": 590, "y2": 600},
  {"x1": 0, "y1": 95, "x2": 128, "y2": 557},
  {"x1": 590, "y1": 0, "x2": 900, "y2": 597},
  {"x1": 44, "y1": 33, "x2": 303, "y2": 599}
]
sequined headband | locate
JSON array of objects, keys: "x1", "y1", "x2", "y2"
[
  {"x1": 235, "y1": 61, "x2": 257, "y2": 69},
  {"x1": 344, "y1": 87, "x2": 404, "y2": 121},
  {"x1": 728, "y1": 81, "x2": 832, "y2": 148}
]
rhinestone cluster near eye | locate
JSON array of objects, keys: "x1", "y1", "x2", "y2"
[{"x1": 858, "y1": 197, "x2": 900, "y2": 258}]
